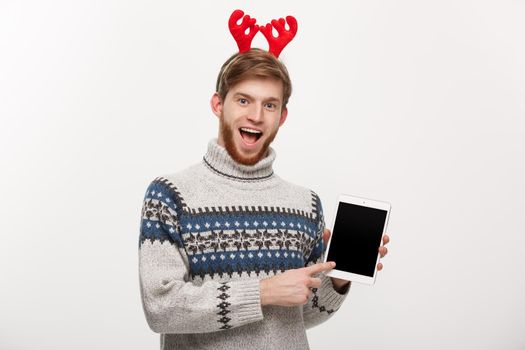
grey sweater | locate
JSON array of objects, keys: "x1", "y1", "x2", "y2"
[{"x1": 139, "y1": 139, "x2": 349, "y2": 349}]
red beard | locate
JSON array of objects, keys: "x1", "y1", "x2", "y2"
[{"x1": 219, "y1": 114, "x2": 277, "y2": 166}]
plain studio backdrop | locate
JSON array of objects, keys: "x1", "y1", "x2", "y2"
[{"x1": 1, "y1": 1, "x2": 524, "y2": 349}]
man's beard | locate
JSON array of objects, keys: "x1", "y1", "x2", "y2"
[{"x1": 219, "y1": 114, "x2": 277, "y2": 166}]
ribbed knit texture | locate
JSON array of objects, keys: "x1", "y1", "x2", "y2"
[{"x1": 139, "y1": 139, "x2": 350, "y2": 350}]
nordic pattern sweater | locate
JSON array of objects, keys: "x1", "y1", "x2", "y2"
[{"x1": 138, "y1": 139, "x2": 350, "y2": 349}]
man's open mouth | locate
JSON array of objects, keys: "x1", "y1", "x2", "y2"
[{"x1": 239, "y1": 127, "x2": 263, "y2": 144}]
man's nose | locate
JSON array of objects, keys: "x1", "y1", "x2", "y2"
[{"x1": 247, "y1": 104, "x2": 264, "y2": 123}]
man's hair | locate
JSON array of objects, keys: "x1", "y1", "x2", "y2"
[{"x1": 215, "y1": 48, "x2": 292, "y2": 109}]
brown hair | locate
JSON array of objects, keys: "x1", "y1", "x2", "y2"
[{"x1": 215, "y1": 48, "x2": 292, "y2": 108}]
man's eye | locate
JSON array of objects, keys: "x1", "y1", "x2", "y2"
[
  {"x1": 265, "y1": 103, "x2": 276, "y2": 110},
  {"x1": 239, "y1": 98, "x2": 248, "y2": 104}
]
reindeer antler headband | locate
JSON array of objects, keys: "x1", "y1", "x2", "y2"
[{"x1": 228, "y1": 9, "x2": 298, "y2": 58}]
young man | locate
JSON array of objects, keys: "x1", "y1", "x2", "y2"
[{"x1": 139, "y1": 48, "x2": 389, "y2": 349}]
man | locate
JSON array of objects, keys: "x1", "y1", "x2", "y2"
[{"x1": 139, "y1": 48, "x2": 389, "y2": 349}]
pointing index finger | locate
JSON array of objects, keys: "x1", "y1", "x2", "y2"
[{"x1": 304, "y1": 261, "x2": 336, "y2": 276}]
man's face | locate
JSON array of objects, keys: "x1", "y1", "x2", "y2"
[{"x1": 211, "y1": 78, "x2": 288, "y2": 166}]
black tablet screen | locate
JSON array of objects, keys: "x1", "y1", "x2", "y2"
[{"x1": 326, "y1": 202, "x2": 388, "y2": 277}]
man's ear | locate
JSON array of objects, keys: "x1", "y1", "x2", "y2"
[
  {"x1": 210, "y1": 93, "x2": 223, "y2": 118},
  {"x1": 278, "y1": 107, "x2": 288, "y2": 127}
]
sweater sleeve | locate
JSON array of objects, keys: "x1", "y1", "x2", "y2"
[
  {"x1": 302, "y1": 192, "x2": 350, "y2": 329},
  {"x1": 138, "y1": 179, "x2": 264, "y2": 334}
]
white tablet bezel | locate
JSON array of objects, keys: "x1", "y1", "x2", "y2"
[{"x1": 323, "y1": 194, "x2": 391, "y2": 285}]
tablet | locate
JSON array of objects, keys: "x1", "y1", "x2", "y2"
[{"x1": 324, "y1": 194, "x2": 391, "y2": 285}]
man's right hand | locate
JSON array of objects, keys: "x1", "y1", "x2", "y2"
[{"x1": 259, "y1": 261, "x2": 336, "y2": 306}]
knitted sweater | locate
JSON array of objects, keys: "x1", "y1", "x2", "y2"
[{"x1": 138, "y1": 139, "x2": 350, "y2": 350}]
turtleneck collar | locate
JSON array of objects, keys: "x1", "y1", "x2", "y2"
[{"x1": 202, "y1": 138, "x2": 276, "y2": 181}]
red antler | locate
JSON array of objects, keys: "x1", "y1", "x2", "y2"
[
  {"x1": 228, "y1": 9, "x2": 259, "y2": 53},
  {"x1": 259, "y1": 16, "x2": 298, "y2": 58}
]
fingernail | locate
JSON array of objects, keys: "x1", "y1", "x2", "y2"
[{"x1": 331, "y1": 262, "x2": 336, "y2": 267}]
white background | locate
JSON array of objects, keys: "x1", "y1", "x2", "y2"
[{"x1": 1, "y1": 1, "x2": 524, "y2": 349}]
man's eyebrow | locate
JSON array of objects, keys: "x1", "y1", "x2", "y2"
[
  {"x1": 265, "y1": 97, "x2": 282, "y2": 104},
  {"x1": 233, "y1": 92, "x2": 282, "y2": 104},
  {"x1": 233, "y1": 92, "x2": 253, "y2": 99}
]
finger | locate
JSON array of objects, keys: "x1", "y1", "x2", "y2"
[
  {"x1": 377, "y1": 262, "x2": 383, "y2": 271},
  {"x1": 304, "y1": 261, "x2": 336, "y2": 276},
  {"x1": 323, "y1": 229, "x2": 331, "y2": 245},
  {"x1": 307, "y1": 289, "x2": 314, "y2": 302},
  {"x1": 307, "y1": 277, "x2": 322, "y2": 288},
  {"x1": 382, "y1": 234, "x2": 390, "y2": 245},
  {"x1": 379, "y1": 246, "x2": 388, "y2": 258}
]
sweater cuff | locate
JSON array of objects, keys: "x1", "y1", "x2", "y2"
[
  {"x1": 320, "y1": 273, "x2": 350, "y2": 309},
  {"x1": 228, "y1": 278, "x2": 264, "y2": 325}
]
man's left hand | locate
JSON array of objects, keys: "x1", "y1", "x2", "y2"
[{"x1": 322, "y1": 228, "x2": 390, "y2": 292}]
